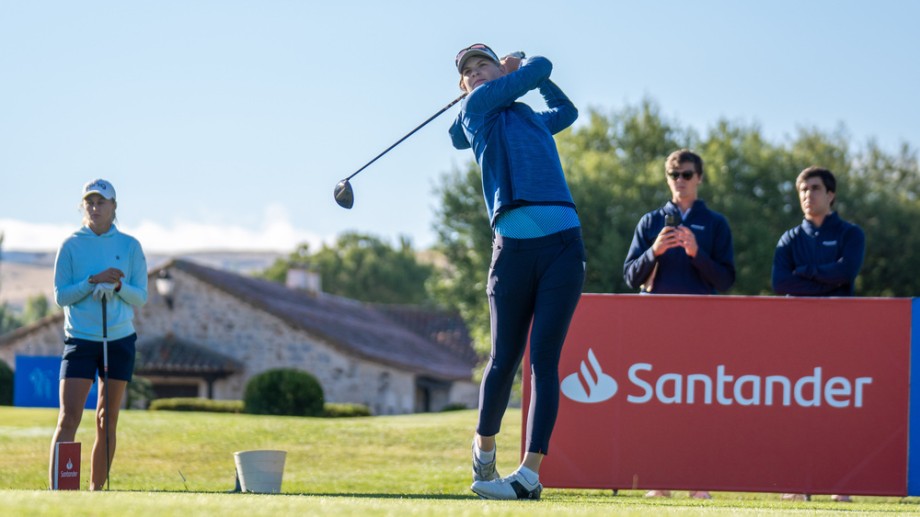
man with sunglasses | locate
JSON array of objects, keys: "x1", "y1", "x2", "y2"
[
  {"x1": 449, "y1": 44, "x2": 585, "y2": 501},
  {"x1": 623, "y1": 149, "x2": 735, "y2": 499},
  {"x1": 624, "y1": 149, "x2": 735, "y2": 298}
]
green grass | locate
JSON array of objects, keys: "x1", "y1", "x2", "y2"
[{"x1": 1, "y1": 406, "x2": 918, "y2": 515}]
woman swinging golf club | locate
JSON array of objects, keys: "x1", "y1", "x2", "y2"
[
  {"x1": 49, "y1": 179, "x2": 148, "y2": 490},
  {"x1": 450, "y1": 44, "x2": 585, "y2": 500}
]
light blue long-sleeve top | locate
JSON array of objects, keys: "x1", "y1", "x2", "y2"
[{"x1": 53, "y1": 225, "x2": 148, "y2": 340}]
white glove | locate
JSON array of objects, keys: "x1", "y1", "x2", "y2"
[{"x1": 92, "y1": 282, "x2": 118, "y2": 301}]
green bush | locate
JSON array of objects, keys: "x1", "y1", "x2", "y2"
[
  {"x1": 148, "y1": 397, "x2": 368, "y2": 418},
  {"x1": 244, "y1": 368, "x2": 324, "y2": 417},
  {"x1": 149, "y1": 397, "x2": 244, "y2": 413},
  {"x1": 126, "y1": 376, "x2": 155, "y2": 409},
  {"x1": 323, "y1": 402, "x2": 371, "y2": 418},
  {"x1": 439, "y1": 402, "x2": 469, "y2": 412},
  {"x1": 0, "y1": 360, "x2": 12, "y2": 405}
]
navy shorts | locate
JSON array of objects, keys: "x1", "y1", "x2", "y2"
[{"x1": 59, "y1": 334, "x2": 137, "y2": 382}]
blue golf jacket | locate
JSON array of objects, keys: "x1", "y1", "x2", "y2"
[
  {"x1": 772, "y1": 212, "x2": 865, "y2": 296},
  {"x1": 624, "y1": 200, "x2": 735, "y2": 294},
  {"x1": 449, "y1": 56, "x2": 578, "y2": 226}
]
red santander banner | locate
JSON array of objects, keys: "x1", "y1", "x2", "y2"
[{"x1": 523, "y1": 295, "x2": 913, "y2": 495}]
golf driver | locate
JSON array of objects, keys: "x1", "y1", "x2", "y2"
[
  {"x1": 334, "y1": 92, "x2": 467, "y2": 209},
  {"x1": 101, "y1": 294, "x2": 110, "y2": 490}
]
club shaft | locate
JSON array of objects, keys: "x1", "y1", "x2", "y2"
[
  {"x1": 101, "y1": 294, "x2": 110, "y2": 490},
  {"x1": 345, "y1": 93, "x2": 467, "y2": 181},
  {"x1": 102, "y1": 294, "x2": 108, "y2": 370}
]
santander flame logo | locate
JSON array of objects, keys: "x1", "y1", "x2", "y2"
[{"x1": 560, "y1": 348, "x2": 617, "y2": 403}]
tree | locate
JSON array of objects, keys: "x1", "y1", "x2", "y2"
[
  {"x1": 261, "y1": 232, "x2": 436, "y2": 304},
  {"x1": 0, "y1": 359, "x2": 12, "y2": 405},
  {"x1": 21, "y1": 294, "x2": 54, "y2": 325},
  {"x1": 0, "y1": 295, "x2": 54, "y2": 337},
  {"x1": 429, "y1": 163, "x2": 493, "y2": 352},
  {"x1": 696, "y1": 120, "x2": 792, "y2": 294},
  {"x1": 558, "y1": 101, "x2": 694, "y2": 293},
  {"x1": 842, "y1": 141, "x2": 920, "y2": 296},
  {"x1": 0, "y1": 305, "x2": 19, "y2": 336},
  {"x1": 430, "y1": 101, "x2": 696, "y2": 352},
  {"x1": 430, "y1": 100, "x2": 920, "y2": 352},
  {"x1": 261, "y1": 243, "x2": 312, "y2": 283},
  {"x1": 0, "y1": 231, "x2": 4, "y2": 297}
]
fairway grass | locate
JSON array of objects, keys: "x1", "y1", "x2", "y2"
[{"x1": 1, "y1": 406, "x2": 917, "y2": 515}]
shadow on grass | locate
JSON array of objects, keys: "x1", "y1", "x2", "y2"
[
  {"x1": 113, "y1": 489, "x2": 477, "y2": 500},
  {"x1": 126, "y1": 488, "x2": 920, "y2": 511},
  {"x1": 280, "y1": 492, "x2": 476, "y2": 501}
]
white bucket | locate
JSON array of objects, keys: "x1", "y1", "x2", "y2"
[{"x1": 233, "y1": 450, "x2": 287, "y2": 493}]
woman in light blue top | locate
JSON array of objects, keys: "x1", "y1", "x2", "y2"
[{"x1": 49, "y1": 179, "x2": 147, "y2": 490}]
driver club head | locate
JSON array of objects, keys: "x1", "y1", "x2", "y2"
[{"x1": 334, "y1": 179, "x2": 354, "y2": 209}]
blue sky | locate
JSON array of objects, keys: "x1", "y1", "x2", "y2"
[{"x1": 1, "y1": 1, "x2": 918, "y2": 254}]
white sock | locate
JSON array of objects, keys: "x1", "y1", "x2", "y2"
[
  {"x1": 514, "y1": 466, "x2": 539, "y2": 487},
  {"x1": 474, "y1": 443, "x2": 495, "y2": 463}
]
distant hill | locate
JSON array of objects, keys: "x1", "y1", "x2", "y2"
[
  {"x1": 0, "y1": 250, "x2": 281, "y2": 312},
  {"x1": 153, "y1": 251, "x2": 283, "y2": 274},
  {"x1": 1, "y1": 251, "x2": 56, "y2": 267},
  {"x1": 0, "y1": 261, "x2": 54, "y2": 312}
]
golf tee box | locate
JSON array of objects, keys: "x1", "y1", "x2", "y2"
[{"x1": 53, "y1": 442, "x2": 80, "y2": 490}]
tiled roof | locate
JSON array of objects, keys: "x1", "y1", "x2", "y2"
[
  {"x1": 136, "y1": 334, "x2": 243, "y2": 376},
  {"x1": 0, "y1": 312, "x2": 63, "y2": 345},
  {"x1": 167, "y1": 259, "x2": 476, "y2": 380},
  {"x1": 372, "y1": 304, "x2": 480, "y2": 366}
]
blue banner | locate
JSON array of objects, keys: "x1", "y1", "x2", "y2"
[
  {"x1": 14, "y1": 355, "x2": 97, "y2": 409},
  {"x1": 909, "y1": 298, "x2": 920, "y2": 495}
]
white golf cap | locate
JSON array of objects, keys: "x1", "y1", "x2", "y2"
[
  {"x1": 455, "y1": 43, "x2": 500, "y2": 73},
  {"x1": 82, "y1": 179, "x2": 116, "y2": 200}
]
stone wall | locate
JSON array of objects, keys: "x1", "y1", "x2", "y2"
[
  {"x1": 136, "y1": 268, "x2": 423, "y2": 414},
  {"x1": 1, "y1": 266, "x2": 478, "y2": 414},
  {"x1": 0, "y1": 315, "x2": 67, "y2": 366}
]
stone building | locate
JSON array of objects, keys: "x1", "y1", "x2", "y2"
[{"x1": 0, "y1": 259, "x2": 480, "y2": 414}]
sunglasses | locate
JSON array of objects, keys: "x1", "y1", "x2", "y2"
[
  {"x1": 667, "y1": 171, "x2": 696, "y2": 181},
  {"x1": 455, "y1": 43, "x2": 495, "y2": 69}
]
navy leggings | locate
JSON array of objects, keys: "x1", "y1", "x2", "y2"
[{"x1": 477, "y1": 227, "x2": 585, "y2": 454}]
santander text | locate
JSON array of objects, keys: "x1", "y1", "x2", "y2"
[{"x1": 626, "y1": 364, "x2": 872, "y2": 408}]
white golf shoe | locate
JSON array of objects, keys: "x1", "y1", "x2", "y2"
[
  {"x1": 471, "y1": 441, "x2": 499, "y2": 482},
  {"x1": 471, "y1": 469, "x2": 543, "y2": 500}
]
